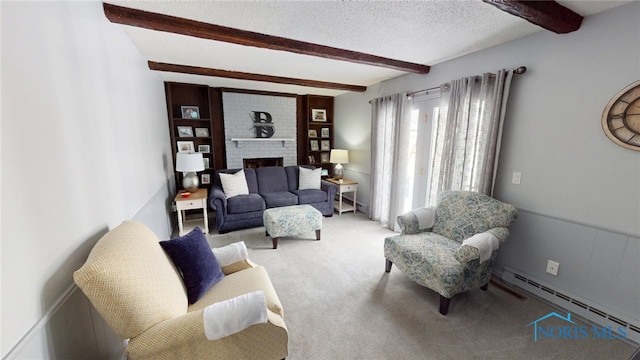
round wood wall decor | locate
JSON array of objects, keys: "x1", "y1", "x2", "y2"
[{"x1": 601, "y1": 80, "x2": 640, "y2": 151}]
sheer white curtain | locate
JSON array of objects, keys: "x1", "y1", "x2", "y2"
[
  {"x1": 369, "y1": 93, "x2": 412, "y2": 230},
  {"x1": 427, "y1": 69, "x2": 514, "y2": 205}
]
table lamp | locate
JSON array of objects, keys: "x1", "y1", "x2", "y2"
[
  {"x1": 176, "y1": 152, "x2": 204, "y2": 192},
  {"x1": 330, "y1": 149, "x2": 349, "y2": 180}
]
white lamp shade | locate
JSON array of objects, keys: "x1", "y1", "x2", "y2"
[
  {"x1": 175, "y1": 152, "x2": 204, "y2": 172},
  {"x1": 329, "y1": 149, "x2": 349, "y2": 164}
]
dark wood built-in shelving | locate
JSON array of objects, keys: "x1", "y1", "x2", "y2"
[
  {"x1": 165, "y1": 82, "x2": 225, "y2": 191},
  {"x1": 298, "y1": 95, "x2": 334, "y2": 176}
]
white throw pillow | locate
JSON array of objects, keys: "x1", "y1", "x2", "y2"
[
  {"x1": 298, "y1": 167, "x2": 321, "y2": 190},
  {"x1": 219, "y1": 170, "x2": 249, "y2": 198}
]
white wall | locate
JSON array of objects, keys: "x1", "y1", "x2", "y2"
[
  {"x1": 335, "y1": 2, "x2": 640, "y2": 236},
  {"x1": 1, "y1": 2, "x2": 174, "y2": 357}
]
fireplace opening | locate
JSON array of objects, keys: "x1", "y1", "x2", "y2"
[{"x1": 243, "y1": 157, "x2": 283, "y2": 168}]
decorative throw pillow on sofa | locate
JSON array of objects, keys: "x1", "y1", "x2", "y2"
[
  {"x1": 219, "y1": 170, "x2": 249, "y2": 198},
  {"x1": 160, "y1": 227, "x2": 224, "y2": 304},
  {"x1": 298, "y1": 167, "x2": 321, "y2": 190}
]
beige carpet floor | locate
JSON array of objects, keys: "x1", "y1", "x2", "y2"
[{"x1": 206, "y1": 212, "x2": 636, "y2": 360}]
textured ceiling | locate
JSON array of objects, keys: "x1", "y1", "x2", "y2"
[{"x1": 106, "y1": 0, "x2": 630, "y2": 96}]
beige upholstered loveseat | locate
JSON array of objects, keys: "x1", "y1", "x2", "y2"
[{"x1": 73, "y1": 221, "x2": 288, "y2": 360}]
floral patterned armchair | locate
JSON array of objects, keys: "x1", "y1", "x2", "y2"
[{"x1": 384, "y1": 191, "x2": 518, "y2": 315}]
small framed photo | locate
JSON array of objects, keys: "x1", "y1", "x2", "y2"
[
  {"x1": 310, "y1": 140, "x2": 319, "y2": 151},
  {"x1": 308, "y1": 129, "x2": 317, "y2": 138},
  {"x1": 176, "y1": 141, "x2": 195, "y2": 153},
  {"x1": 321, "y1": 140, "x2": 331, "y2": 151},
  {"x1": 308, "y1": 155, "x2": 316, "y2": 164},
  {"x1": 195, "y1": 128, "x2": 209, "y2": 137},
  {"x1": 203, "y1": 158, "x2": 210, "y2": 169},
  {"x1": 311, "y1": 109, "x2": 327, "y2": 122},
  {"x1": 321, "y1": 127, "x2": 330, "y2": 138},
  {"x1": 321, "y1": 169, "x2": 329, "y2": 176},
  {"x1": 177, "y1": 126, "x2": 193, "y2": 137},
  {"x1": 320, "y1": 152, "x2": 330, "y2": 163},
  {"x1": 201, "y1": 173, "x2": 211, "y2": 185},
  {"x1": 198, "y1": 144, "x2": 211, "y2": 153},
  {"x1": 181, "y1": 106, "x2": 200, "y2": 119}
]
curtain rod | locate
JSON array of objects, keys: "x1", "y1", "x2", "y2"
[{"x1": 406, "y1": 66, "x2": 527, "y2": 98}]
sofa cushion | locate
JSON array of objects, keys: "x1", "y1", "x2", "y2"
[
  {"x1": 256, "y1": 166, "x2": 289, "y2": 194},
  {"x1": 298, "y1": 166, "x2": 321, "y2": 190},
  {"x1": 73, "y1": 221, "x2": 188, "y2": 339},
  {"x1": 219, "y1": 170, "x2": 250, "y2": 198},
  {"x1": 227, "y1": 193, "x2": 265, "y2": 214},
  {"x1": 261, "y1": 191, "x2": 298, "y2": 208},
  {"x1": 160, "y1": 228, "x2": 225, "y2": 304},
  {"x1": 292, "y1": 189, "x2": 328, "y2": 204}
]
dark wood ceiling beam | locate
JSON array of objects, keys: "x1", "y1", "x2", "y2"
[
  {"x1": 482, "y1": 0, "x2": 583, "y2": 34},
  {"x1": 148, "y1": 61, "x2": 367, "y2": 92},
  {"x1": 104, "y1": 3, "x2": 430, "y2": 74}
]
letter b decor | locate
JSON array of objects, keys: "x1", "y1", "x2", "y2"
[{"x1": 251, "y1": 111, "x2": 275, "y2": 138}]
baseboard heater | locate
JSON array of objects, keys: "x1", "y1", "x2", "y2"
[{"x1": 502, "y1": 267, "x2": 640, "y2": 344}]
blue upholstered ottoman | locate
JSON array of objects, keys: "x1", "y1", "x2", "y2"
[{"x1": 263, "y1": 204, "x2": 322, "y2": 249}]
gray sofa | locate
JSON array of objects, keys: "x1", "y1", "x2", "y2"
[{"x1": 209, "y1": 166, "x2": 337, "y2": 234}]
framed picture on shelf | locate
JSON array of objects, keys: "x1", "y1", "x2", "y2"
[
  {"x1": 321, "y1": 169, "x2": 329, "y2": 176},
  {"x1": 198, "y1": 144, "x2": 211, "y2": 153},
  {"x1": 181, "y1": 106, "x2": 200, "y2": 119},
  {"x1": 308, "y1": 129, "x2": 317, "y2": 137},
  {"x1": 177, "y1": 126, "x2": 193, "y2": 137},
  {"x1": 195, "y1": 127, "x2": 209, "y2": 137},
  {"x1": 310, "y1": 140, "x2": 319, "y2": 151},
  {"x1": 320, "y1": 152, "x2": 330, "y2": 163},
  {"x1": 311, "y1": 109, "x2": 327, "y2": 122},
  {"x1": 176, "y1": 141, "x2": 195, "y2": 153},
  {"x1": 321, "y1": 127, "x2": 330, "y2": 137},
  {"x1": 201, "y1": 173, "x2": 211, "y2": 185},
  {"x1": 203, "y1": 158, "x2": 210, "y2": 169},
  {"x1": 308, "y1": 155, "x2": 316, "y2": 164},
  {"x1": 321, "y1": 140, "x2": 331, "y2": 151}
]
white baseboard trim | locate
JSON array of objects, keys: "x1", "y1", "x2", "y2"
[{"x1": 3, "y1": 284, "x2": 77, "y2": 359}]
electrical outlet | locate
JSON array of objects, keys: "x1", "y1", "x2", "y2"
[{"x1": 546, "y1": 260, "x2": 559, "y2": 276}]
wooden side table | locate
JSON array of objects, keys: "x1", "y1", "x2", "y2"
[
  {"x1": 174, "y1": 188, "x2": 209, "y2": 236},
  {"x1": 326, "y1": 178, "x2": 358, "y2": 215}
]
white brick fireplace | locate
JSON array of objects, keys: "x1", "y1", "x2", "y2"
[{"x1": 222, "y1": 92, "x2": 297, "y2": 168}]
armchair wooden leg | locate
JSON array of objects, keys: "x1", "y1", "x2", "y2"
[
  {"x1": 385, "y1": 259, "x2": 393, "y2": 273},
  {"x1": 480, "y1": 283, "x2": 488, "y2": 291},
  {"x1": 439, "y1": 296, "x2": 451, "y2": 315}
]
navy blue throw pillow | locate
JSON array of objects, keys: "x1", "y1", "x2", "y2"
[{"x1": 160, "y1": 228, "x2": 224, "y2": 304}]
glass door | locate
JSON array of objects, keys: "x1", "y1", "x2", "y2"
[{"x1": 408, "y1": 92, "x2": 440, "y2": 209}]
